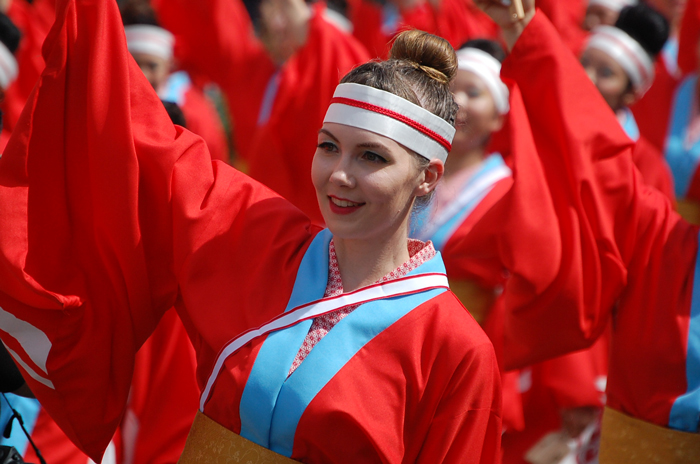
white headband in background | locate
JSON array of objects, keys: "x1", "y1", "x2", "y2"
[
  {"x1": 0, "y1": 42, "x2": 18, "y2": 90},
  {"x1": 456, "y1": 48, "x2": 509, "y2": 115},
  {"x1": 124, "y1": 25, "x2": 174, "y2": 61},
  {"x1": 586, "y1": 25, "x2": 654, "y2": 95},
  {"x1": 323, "y1": 83, "x2": 455, "y2": 163},
  {"x1": 588, "y1": 0, "x2": 638, "y2": 12}
]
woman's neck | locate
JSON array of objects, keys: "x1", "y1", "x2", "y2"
[
  {"x1": 444, "y1": 146, "x2": 487, "y2": 179},
  {"x1": 333, "y1": 225, "x2": 411, "y2": 293}
]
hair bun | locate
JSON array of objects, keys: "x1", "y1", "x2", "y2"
[
  {"x1": 389, "y1": 30, "x2": 458, "y2": 83},
  {"x1": 615, "y1": 3, "x2": 669, "y2": 57}
]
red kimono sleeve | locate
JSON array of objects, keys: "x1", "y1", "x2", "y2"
[
  {"x1": 496, "y1": 11, "x2": 636, "y2": 369},
  {"x1": 0, "y1": 0, "x2": 314, "y2": 459}
]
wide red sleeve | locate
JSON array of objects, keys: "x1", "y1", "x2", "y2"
[
  {"x1": 0, "y1": 0, "x2": 313, "y2": 459},
  {"x1": 496, "y1": 11, "x2": 692, "y2": 377},
  {"x1": 493, "y1": 12, "x2": 632, "y2": 368}
]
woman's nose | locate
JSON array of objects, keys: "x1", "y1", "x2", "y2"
[{"x1": 329, "y1": 158, "x2": 355, "y2": 187}]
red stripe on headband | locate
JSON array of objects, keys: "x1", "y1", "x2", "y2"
[
  {"x1": 330, "y1": 97, "x2": 452, "y2": 152},
  {"x1": 604, "y1": 31, "x2": 651, "y2": 83}
]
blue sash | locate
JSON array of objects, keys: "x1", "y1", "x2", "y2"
[
  {"x1": 665, "y1": 74, "x2": 700, "y2": 198},
  {"x1": 238, "y1": 229, "x2": 449, "y2": 456}
]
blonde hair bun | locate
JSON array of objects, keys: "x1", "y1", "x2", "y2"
[{"x1": 389, "y1": 30, "x2": 458, "y2": 84}]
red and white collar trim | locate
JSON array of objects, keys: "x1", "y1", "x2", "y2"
[
  {"x1": 586, "y1": 25, "x2": 654, "y2": 95},
  {"x1": 323, "y1": 83, "x2": 455, "y2": 163},
  {"x1": 124, "y1": 25, "x2": 174, "y2": 61},
  {"x1": 0, "y1": 42, "x2": 17, "y2": 90}
]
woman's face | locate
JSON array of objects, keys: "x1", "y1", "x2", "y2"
[
  {"x1": 131, "y1": 52, "x2": 172, "y2": 93},
  {"x1": 580, "y1": 47, "x2": 635, "y2": 111},
  {"x1": 449, "y1": 69, "x2": 503, "y2": 155},
  {"x1": 583, "y1": 5, "x2": 619, "y2": 31},
  {"x1": 312, "y1": 122, "x2": 434, "y2": 241}
]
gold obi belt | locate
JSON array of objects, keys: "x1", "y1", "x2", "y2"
[
  {"x1": 599, "y1": 406, "x2": 700, "y2": 463},
  {"x1": 178, "y1": 411, "x2": 300, "y2": 464}
]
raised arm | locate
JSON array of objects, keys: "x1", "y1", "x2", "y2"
[
  {"x1": 0, "y1": 0, "x2": 313, "y2": 459},
  {"x1": 462, "y1": 1, "x2": 688, "y2": 369}
]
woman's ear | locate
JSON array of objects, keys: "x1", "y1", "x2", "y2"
[{"x1": 415, "y1": 159, "x2": 444, "y2": 197}]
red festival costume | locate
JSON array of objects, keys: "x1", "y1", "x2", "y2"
[{"x1": 0, "y1": 0, "x2": 501, "y2": 462}]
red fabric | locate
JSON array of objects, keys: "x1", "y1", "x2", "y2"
[
  {"x1": 180, "y1": 86, "x2": 229, "y2": 163},
  {"x1": 347, "y1": 0, "x2": 499, "y2": 60},
  {"x1": 3, "y1": 0, "x2": 55, "y2": 133},
  {"x1": 631, "y1": 134, "x2": 675, "y2": 201},
  {"x1": 490, "y1": 11, "x2": 696, "y2": 430},
  {"x1": 631, "y1": 57, "x2": 682, "y2": 152},
  {"x1": 678, "y1": 0, "x2": 700, "y2": 76},
  {"x1": 535, "y1": 0, "x2": 588, "y2": 56},
  {"x1": 153, "y1": 0, "x2": 369, "y2": 225},
  {"x1": 0, "y1": 0, "x2": 500, "y2": 461}
]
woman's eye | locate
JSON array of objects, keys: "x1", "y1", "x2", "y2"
[
  {"x1": 363, "y1": 151, "x2": 387, "y2": 163},
  {"x1": 599, "y1": 67, "x2": 613, "y2": 78},
  {"x1": 317, "y1": 141, "x2": 337, "y2": 152},
  {"x1": 467, "y1": 89, "x2": 482, "y2": 98}
]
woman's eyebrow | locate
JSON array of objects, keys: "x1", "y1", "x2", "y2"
[{"x1": 318, "y1": 128, "x2": 339, "y2": 141}]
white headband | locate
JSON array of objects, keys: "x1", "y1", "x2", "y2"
[
  {"x1": 586, "y1": 25, "x2": 654, "y2": 95},
  {"x1": 323, "y1": 83, "x2": 455, "y2": 163},
  {"x1": 124, "y1": 25, "x2": 174, "y2": 61},
  {"x1": 456, "y1": 48, "x2": 509, "y2": 115},
  {"x1": 588, "y1": 0, "x2": 637, "y2": 12},
  {"x1": 0, "y1": 41, "x2": 18, "y2": 90}
]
